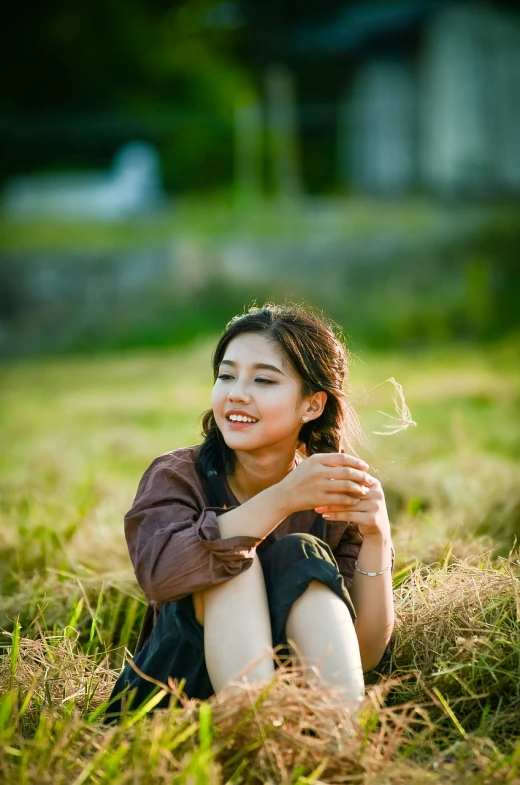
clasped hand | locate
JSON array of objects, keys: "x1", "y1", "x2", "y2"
[{"x1": 281, "y1": 452, "x2": 390, "y2": 542}]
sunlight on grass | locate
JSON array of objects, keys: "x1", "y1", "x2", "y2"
[{"x1": 1, "y1": 338, "x2": 519, "y2": 782}]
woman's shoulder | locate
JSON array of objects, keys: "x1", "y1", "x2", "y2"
[
  {"x1": 125, "y1": 445, "x2": 210, "y2": 525},
  {"x1": 146, "y1": 443, "x2": 201, "y2": 468},
  {"x1": 154, "y1": 443, "x2": 202, "y2": 466},
  {"x1": 135, "y1": 445, "x2": 204, "y2": 494}
]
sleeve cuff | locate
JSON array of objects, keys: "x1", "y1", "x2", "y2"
[{"x1": 197, "y1": 507, "x2": 261, "y2": 556}]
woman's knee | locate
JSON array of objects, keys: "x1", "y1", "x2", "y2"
[
  {"x1": 193, "y1": 553, "x2": 266, "y2": 626},
  {"x1": 262, "y1": 532, "x2": 333, "y2": 568}
]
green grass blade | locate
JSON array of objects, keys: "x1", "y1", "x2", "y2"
[
  {"x1": 65, "y1": 597, "x2": 84, "y2": 638},
  {"x1": 9, "y1": 619, "x2": 21, "y2": 690},
  {"x1": 0, "y1": 692, "x2": 16, "y2": 736},
  {"x1": 198, "y1": 702, "x2": 212, "y2": 753},
  {"x1": 86, "y1": 585, "x2": 104, "y2": 654},
  {"x1": 432, "y1": 687, "x2": 467, "y2": 738}
]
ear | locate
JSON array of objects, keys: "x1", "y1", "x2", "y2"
[{"x1": 302, "y1": 391, "x2": 327, "y2": 421}]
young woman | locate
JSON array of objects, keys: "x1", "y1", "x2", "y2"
[{"x1": 107, "y1": 304, "x2": 394, "y2": 717}]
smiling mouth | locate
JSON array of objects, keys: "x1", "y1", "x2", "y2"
[{"x1": 227, "y1": 414, "x2": 258, "y2": 423}]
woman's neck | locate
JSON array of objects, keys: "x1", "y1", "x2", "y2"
[{"x1": 227, "y1": 446, "x2": 298, "y2": 503}]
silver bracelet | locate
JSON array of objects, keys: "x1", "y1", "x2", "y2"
[{"x1": 354, "y1": 560, "x2": 391, "y2": 577}]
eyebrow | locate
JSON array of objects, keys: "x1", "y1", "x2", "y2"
[{"x1": 219, "y1": 360, "x2": 286, "y2": 375}]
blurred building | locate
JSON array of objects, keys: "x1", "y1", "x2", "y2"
[
  {"x1": 2, "y1": 142, "x2": 163, "y2": 221},
  {"x1": 294, "y1": 1, "x2": 520, "y2": 195},
  {"x1": 2, "y1": 0, "x2": 519, "y2": 200}
]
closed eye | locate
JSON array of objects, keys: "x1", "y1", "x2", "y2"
[{"x1": 217, "y1": 373, "x2": 276, "y2": 385}]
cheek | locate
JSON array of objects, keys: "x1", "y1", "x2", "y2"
[
  {"x1": 262, "y1": 390, "x2": 301, "y2": 419},
  {"x1": 210, "y1": 384, "x2": 223, "y2": 413}
]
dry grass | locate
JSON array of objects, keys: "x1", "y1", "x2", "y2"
[
  {"x1": 390, "y1": 556, "x2": 520, "y2": 751},
  {"x1": 1, "y1": 557, "x2": 519, "y2": 783},
  {"x1": 0, "y1": 632, "x2": 516, "y2": 784},
  {"x1": 1, "y1": 341, "x2": 520, "y2": 782}
]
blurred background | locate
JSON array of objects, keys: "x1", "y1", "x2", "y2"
[
  {"x1": 2, "y1": 7, "x2": 520, "y2": 759},
  {"x1": 2, "y1": 0, "x2": 520, "y2": 356},
  {"x1": 1, "y1": 0, "x2": 520, "y2": 672}
]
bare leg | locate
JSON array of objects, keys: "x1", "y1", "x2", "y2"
[
  {"x1": 286, "y1": 581, "x2": 364, "y2": 711},
  {"x1": 197, "y1": 555, "x2": 275, "y2": 693}
]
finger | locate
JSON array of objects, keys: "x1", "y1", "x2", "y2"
[
  {"x1": 318, "y1": 493, "x2": 366, "y2": 508},
  {"x1": 321, "y1": 466, "x2": 372, "y2": 485},
  {"x1": 318, "y1": 512, "x2": 353, "y2": 522},
  {"x1": 318, "y1": 453, "x2": 369, "y2": 471},
  {"x1": 325, "y1": 479, "x2": 370, "y2": 497},
  {"x1": 316, "y1": 498, "x2": 374, "y2": 513},
  {"x1": 315, "y1": 499, "x2": 360, "y2": 513},
  {"x1": 329, "y1": 510, "x2": 371, "y2": 524}
]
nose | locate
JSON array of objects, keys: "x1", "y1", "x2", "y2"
[{"x1": 227, "y1": 378, "x2": 251, "y2": 402}]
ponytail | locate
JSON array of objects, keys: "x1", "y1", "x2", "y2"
[{"x1": 197, "y1": 410, "x2": 236, "y2": 507}]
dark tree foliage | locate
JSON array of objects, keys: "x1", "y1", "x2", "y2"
[
  {"x1": 2, "y1": 1, "x2": 242, "y2": 187},
  {"x1": 2, "y1": 0, "x2": 354, "y2": 190},
  {"x1": 5, "y1": 1, "x2": 513, "y2": 191}
]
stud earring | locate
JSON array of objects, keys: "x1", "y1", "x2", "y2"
[{"x1": 301, "y1": 415, "x2": 310, "y2": 423}]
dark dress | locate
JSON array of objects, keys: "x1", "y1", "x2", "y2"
[{"x1": 105, "y1": 446, "x2": 365, "y2": 720}]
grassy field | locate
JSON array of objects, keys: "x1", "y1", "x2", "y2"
[
  {"x1": 1, "y1": 337, "x2": 519, "y2": 783},
  {"x1": 0, "y1": 197, "x2": 492, "y2": 250}
]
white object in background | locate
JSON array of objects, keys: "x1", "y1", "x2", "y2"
[{"x1": 2, "y1": 141, "x2": 163, "y2": 221}]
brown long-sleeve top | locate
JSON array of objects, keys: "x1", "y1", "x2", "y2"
[{"x1": 125, "y1": 445, "x2": 364, "y2": 614}]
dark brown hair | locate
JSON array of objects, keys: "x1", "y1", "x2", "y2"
[{"x1": 197, "y1": 303, "x2": 363, "y2": 482}]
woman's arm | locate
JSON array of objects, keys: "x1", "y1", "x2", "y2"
[
  {"x1": 349, "y1": 531, "x2": 394, "y2": 672},
  {"x1": 129, "y1": 449, "x2": 370, "y2": 605},
  {"x1": 216, "y1": 483, "x2": 288, "y2": 539},
  {"x1": 218, "y1": 452, "x2": 370, "y2": 540},
  {"x1": 317, "y1": 477, "x2": 395, "y2": 672},
  {"x1": 126, "y1": 451, "x2": 262, "y2": 603}
]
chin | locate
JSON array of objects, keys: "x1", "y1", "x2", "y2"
[{"x1": 223, "y1": 435, "x2": 258, "y2": 451}]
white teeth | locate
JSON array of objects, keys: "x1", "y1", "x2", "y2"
[{"x1": 228, "y1": 414, "x2": 257, "y2": 423}]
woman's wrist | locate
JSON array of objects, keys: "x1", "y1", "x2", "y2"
[
  {"x1": 270, "y1": 479, "x2": 293, "y2": 519},
  {"x1": 361, "y1": 530, "x2": 392, "y2": 547},
  {"x1": 356, "y1": 533, "x2": 393, "y2": 572},
  {"x1": 218, "y1": 482, "x2": 289, "y2": 540},
  {"x1": 269, "y1": 472, "x2": 299, "y2": 519}
]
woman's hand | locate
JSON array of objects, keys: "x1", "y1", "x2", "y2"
[
  {"x1": 315, "y1": 475, "x2": 391, "y2": 542},
  {"x1": 278, "y1": 452, "x2": 372, "y2": 517}
]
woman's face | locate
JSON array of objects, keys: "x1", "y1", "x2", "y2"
[{"x1": 211, "y1": 333, "x2": 312, "y2": 457}]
